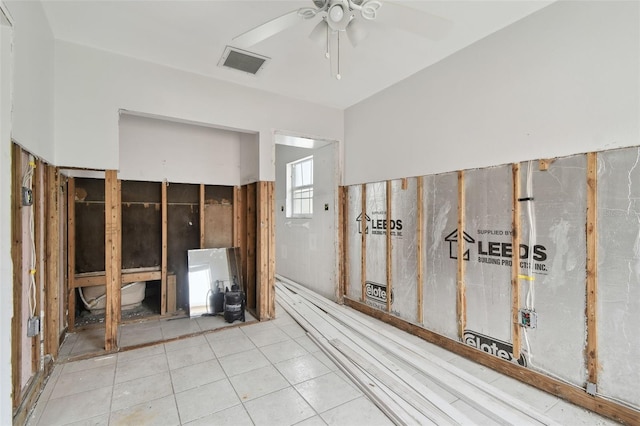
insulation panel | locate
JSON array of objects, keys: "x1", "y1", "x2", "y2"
[
  {"x1": 390, "y1": 179, "x2": 418, "y2": 322},
  {"x1": 518, "y1": 155, "x2": 587, "y2": 385},
  {"x1": 347, "y1": 185, "x2": 363, "y2": 301},
  {"x1": 597, "y1": 147, "x2": 640, "y2": 409},
  {"x1": 365, "y1": 182, "x2": 389, "y2": 312},
  {"x1": 423, "y1": 172, "x2": 458, "y2": 339}
]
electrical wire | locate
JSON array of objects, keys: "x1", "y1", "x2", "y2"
[{"x1": 22, "y1": 155, "x2": 37, "y2": 319}]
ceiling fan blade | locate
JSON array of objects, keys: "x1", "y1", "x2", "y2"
[
  {"x1": 376, "y1": 2, "x2": 452, "y2": 41},
  {"x1": 346, "y1": 19, "x2": 368, "y2": 47},
  {"x1": 232, "y1": 9, "x2": 304, "y2": 49}
]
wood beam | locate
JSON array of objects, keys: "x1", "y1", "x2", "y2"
[
  {"x1": 199, "y1": 184, "x2": 205, "y2": 249},
  {"x1": 256, "y1": 181, "x2": 275, "y2": 319},
  {"x1": 104, "y1": 170, "x2": 121, "y2": 351},
  {"x1": 233, "y1": 186, "x2": 242, "y2": 248},
  {"x1": 586, "y1": 152, "x2": 598, "y2": 386},
  {"x1": 361, "y1": 184, "x2": 367, "y2": 302},
  {"x1": 44, "y1": 166, "x2": 60, "y2": 359},
  {"x1": 11, "y1": 144, "x2": 23, "y2": 409},
  {"x1": 246, "y1": 184, "x2": 256, "y2": 310},
  {"x1": 32, "y1": 160, "x2": 44, "y2": 374},
  {"x1": 417, "y1": 177, "x2": 424, "y2": 324},
  {"x1": 457, "y1": 170, "x2": 466, "y2": 340},
  {"x1": 161, "y1": 180, "x2": 168, "y2": 315},
  {"x1": 386, "y1": 180, "x2": 392, "y2": 314},
  {"x1": 66, "y1": 177, "x2": 76, "y2": 332},
  {"x1": 511, "y1": 163, "x2": 521, "y2": 359},
  {"x1": 338, "y1": 186, "x2": 348, "y2": 301}
]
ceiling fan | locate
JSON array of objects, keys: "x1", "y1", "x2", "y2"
[{"x1": 231, "y1": 0, "x2": 452, "y2": 79}]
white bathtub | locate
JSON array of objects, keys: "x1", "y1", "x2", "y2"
[{"x1": 80, "y1": 281, "x2": 147, "y2": 314}]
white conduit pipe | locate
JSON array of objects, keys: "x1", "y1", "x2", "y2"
[
  {"x1": 277, "y1": 276, "x2": 561, "y2": 426},
  {"x1": 277, "y1": 283, "x2": 474, "y2": 425}
]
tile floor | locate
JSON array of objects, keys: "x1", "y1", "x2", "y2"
[{"x1": 29, "y1": 303, "x2": 620, "y2": 426}]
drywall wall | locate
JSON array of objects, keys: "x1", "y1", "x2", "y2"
[
  {"x1": 344, "y1": 1, "x2": 639, "y2": 185},
  {"x1": 119, "y1": 114, "x2": 242, "y2": 185},
  {"x1": 275, "y1": 143, "x2": 337, "y2": 300},
  {"x1": 4, "y1": 0, "x2": 54, "y2": 162},
  {"x1": 54, "y1": 41, "x2": 344, "y2": 180},
  {"x1": 239, "y1": 132, "x2": 259, "y2": 185},
  {"x1": 0, "y1": 4, "x2": 12, "y2": 423}
]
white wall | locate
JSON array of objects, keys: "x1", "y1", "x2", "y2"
[
  {"x1": 0, "y1": 4, "x2": 12, "y2": 423},
  {"x1": 119, "y1": 113, "x2": 244, "y2": 185},
  {"x1": 54, "y1": 41, "x2": 344, "y2": 181},
  {"x1": 275, "y1": 143, "x2": 338, "y2": 300},
  {"x1": 5, "y1": 0, "x2": 54, "y2": 161},
  {"x1": 344, "y1": 0, "x2": 640, "y2": 185},
  {"x1": 239, "y1": 132, "x2": 260, "y2": 185}
]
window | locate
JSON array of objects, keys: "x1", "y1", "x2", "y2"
[{"x1": 286, "y1": 155, "x2": 313, "y2": 218}]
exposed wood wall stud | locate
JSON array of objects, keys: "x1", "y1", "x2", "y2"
[
  {"x1": 511, "y1": 163, "x2": 522, "y2": 359},
  {"x1": 45, "y1": 166, "x2": 61, "y2": 359},
  {"x1": 361, "y1": 184, "x2": 367, "y2": 302},
  {"x1": 457, "y1": 170, "x2": 466, "y2": 340},
  {"x1": 11, "y1": 144, "x2": 23, "y2": 408},
  {"x1": 161, "y1": 180, "x2": 168, "y2": 315},
  {"x1": 417, "y1": 177, "x2": 424, "y2": 324},
  {"x1": 338, "y1": 186, "x2": 348, "y2": 301},
  {"x1": 386, "y1": 180, "x2": 392, "y2": 314},
  {"x1": 586, "y1": 152, "x2": 599, "y2": 386},
  {"x1": 199, "y1": 183, "x2": 205, "y2": 249},
  {"x1": 66, "y1": 177, "x2": 76, "y2": 332},
  {"x1": 104, "y1": 170, "x2": 121, "y2": 351}
]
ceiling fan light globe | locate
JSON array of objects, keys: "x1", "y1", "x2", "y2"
[{"x1": 329, "y1": 5, "x2": 344, "y2": 22}]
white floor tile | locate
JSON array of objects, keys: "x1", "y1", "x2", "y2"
[
  {"x1": 164, "y1": 335, "x2": 208, "y2": 353},
  {"x1": 260, "y1": 338, "x2": 308, "y2": 364},
  {"x1": 244, "y1": 387, "x2": 316, "y2": 426},
  {"x1": 279, "y1": 323, "x2": 308, "y2": 339},
  {"x1": 205, "y1": 326, "x2": 244, "y2": 344},
  {"x1": 62, "y1": 354, "x2": 117, "y2": 374},
  {"x1": 111, "y1": 371, "x2": 173, "y2": 412},
  {"x1": 170, "y1": 359, "x2": 226, "y2": 393},
  {"x1": 117, "y1": 344, "x2": 165, "y2": 363},
  {"x1": 37, "y1": 386, "x2": 112, "y2": 426},
  {"x1": 182, "y1": 403, "x2": 253, "y2": 426},
  {"x1": 115, "y1": 353, "x2": 168, "y2": 384},
  {"x1": 50, "y1": 364, "x2": 115, "y2": 399},
  {"x1": 243, "y1": 326, "x2": 291, "y2": 347},
  {"x1": 229, "y1": 365, "x2": 290, "y2": 402},
  {"x1": 275, "y1": 353, "x2": 331, "y2": 385},
  {"x1": 295, "y1": 372, "x2": 362, "y2": 413},
  {"x1": 218, "y1": 348, "x2": 271, "y2": 377},
  {"x1": 64, "y1": 413, "x2": 110, "y2": 426},
  {"x1": 294, "y1": 335, "x2": 322, "y2": 353},
  {"x1": 544, "y1": 399, "x2": 621, "y2": 425},
  {"x1": 166, "y1": 343, "x2": 215, "y2": 370},
  {"x1": 293, "y1": 416, "x2": 328, "y2": 426},
  {"x1": 209, "y1": 334, "x2": 256, "y2": 358},
  {"x1": 109, "y1": 394, "x2": 180, "y2": 426},
  {"x1": 174, "y1": 379, "x2": 240, "y2": 424},
  {"x1": 320, "y1": 396, "x2": 393, "y2": 426}
]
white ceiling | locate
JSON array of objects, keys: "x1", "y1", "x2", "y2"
[{"x1": 41, "y1": 0, "x2": 553, "y2": 109}]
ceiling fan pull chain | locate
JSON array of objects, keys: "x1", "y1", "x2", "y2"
[
  {"x1": 336, "y1": 31, "x2": 341, "y2": 80},
  {"x1": 325, "y1": 22, "x2": 330, "y2": 59}
]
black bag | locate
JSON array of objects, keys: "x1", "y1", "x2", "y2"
[{"x1": 224, "y1": 284, "x2": 245, "y2": 323}]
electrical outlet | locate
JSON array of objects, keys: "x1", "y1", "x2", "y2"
[
  {"x1": 518, "y1": 309, "x2": 537, "y2": 329},
  {"x1": 22, "y1": 187, "x2": 33, "y2": 206},
  {"x1": 27, "y1": 316, "x2": 40, "y2": 337}
]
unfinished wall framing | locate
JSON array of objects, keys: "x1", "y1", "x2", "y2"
[
  {"x1": 66, "y1": 175, "x2": 273, "y2": 352},
  {"x1": 11, "y1": 144, "x2": 63, "y2": 422},
  {"x1": 341, "y1": 146, "x2": 640, "y2": 424}
]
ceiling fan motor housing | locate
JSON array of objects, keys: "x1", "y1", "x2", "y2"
[{"x1": 327, "y1": 0, "x2": 353, "y2": 31}]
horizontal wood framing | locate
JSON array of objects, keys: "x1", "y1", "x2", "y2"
[{"x1": 343, "y1": 297, "x2": 638, "y2": 426}]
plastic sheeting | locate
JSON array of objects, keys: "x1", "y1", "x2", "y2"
[
  {"x1": 423, "y1": 173, "x2": 459, "y2": 339},
  {"x1": 597, "y1": 147, "x2": 640, "y2": 409},
  {"x1": 518, "y1": 155, "x2": 587, "y2": 386},
  {"x1": 464, "y1": 165, "x2": 513, "y2": 343},
  {"x1": 346, "y1": 185, "x2": 363, "y2": 302},
  {"x1": 390, "y1": 179, "x2": 418, "y2": 322}
]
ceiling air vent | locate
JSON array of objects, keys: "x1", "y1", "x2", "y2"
[{"x1": 219, "y1": 46, "x2": 269, "y2": 76}]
